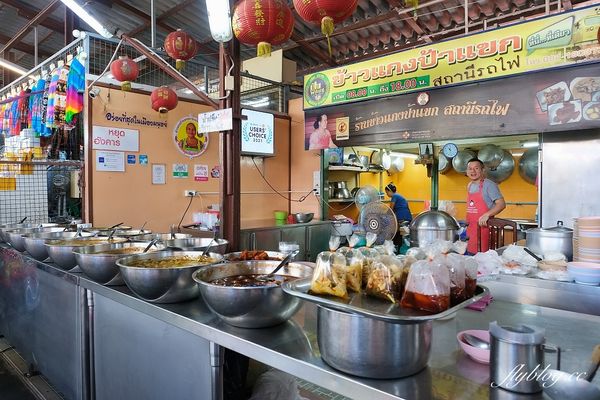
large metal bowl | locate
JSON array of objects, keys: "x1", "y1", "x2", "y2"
[
  {"x1": 223, "y1": 251, "x2": 286, "y2": 261},
  {"x1": 164, "y1": 238, "x2": 228, "y2": 254},
  {"x1": 45, "y1": 237, "x2": 128, "y2": 270},
  {"x1": 192, "y1": 261, "x2": 313, "y2": 328},
  {"x1": 116, "y1": 251, "x2": 224, "y2": 303},
  {"x1": 6, "y1": 226, "x2": 65, "y2": 252},
  {"x1": 133, "y1": 233, "x2": 193, "y2": 241},
  {"x1": 0, "y1": 223, "x2": 57, "y2": 243},
  {"x1": 23, "y1": 231, "x2": 95, "y2": 261},
  {"x1": 113, "y1": 229, "x2": 152, "y2": 238},
  {"x1": 74, "y1": 242, "x2": 167, "y2": 286}
]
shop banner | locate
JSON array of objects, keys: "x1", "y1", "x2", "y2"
[
  {"x1": 304, "y1": 63, "x2": 600, "y2": 148},
  {"x1": 303, "y1": 5, "x2": 600, "y2": 109}
]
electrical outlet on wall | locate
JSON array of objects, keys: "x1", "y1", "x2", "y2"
[{"x1": 184, "y1": 190, "x2": 199, "y2": 197}]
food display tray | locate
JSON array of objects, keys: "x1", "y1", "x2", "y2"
[{"x1": 282, "y1": 278, "x2": 489, "y2": 323}]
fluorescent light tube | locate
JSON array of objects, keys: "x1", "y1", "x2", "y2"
[
  {"x1": 0, "y1": 59, "x2": 27, "y2": 75},
  {"x1": 522, "y1": 141, "x2": 539, "y2": 148},
  {"x1": 205, "y1": 0, "x2": 233, "y2": 42},
  {"x1": 61, "y1": 0, "x2": 113, "y2": 38}
]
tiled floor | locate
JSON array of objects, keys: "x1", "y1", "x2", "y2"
[{"x1": 0, "y1": 356, "x2": 37, "y2": 400}]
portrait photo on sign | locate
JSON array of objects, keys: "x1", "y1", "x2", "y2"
[
  {"x1": 304, "y1": 113, "x2": 345, "y2": 150},
  {"x1": 174, "y1": 116, "x2": 208, "y2": 157}
]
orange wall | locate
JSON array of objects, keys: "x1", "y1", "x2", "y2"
[
  {"x1": 89, "y1": 87, "x2": 290, "y2": 232},
  {"x1": 289, "y1": 98, "x2": 322, "y2": 217}
]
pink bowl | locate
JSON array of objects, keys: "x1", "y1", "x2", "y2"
[{"x1": 457, "y1": 330, "x2": 490, "y2": 364}]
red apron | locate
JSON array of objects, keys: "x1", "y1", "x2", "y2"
[{"x1": 466, "y1": 180, "x2": 490, "y2": 254}]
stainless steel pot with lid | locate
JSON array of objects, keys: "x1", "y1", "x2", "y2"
[
  {"x1": 409, "y1": 209, "x2": 460, "y2": 247},
  {"x1": 526, "y1": 220, "x2": 573, "y2": 260}
]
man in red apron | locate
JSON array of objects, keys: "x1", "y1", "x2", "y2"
[{"x1": 466, "y1": 159, "x2": 506, "y2": 254}]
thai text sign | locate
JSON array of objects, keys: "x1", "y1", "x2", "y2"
[
  {"x1": 198, "y1": 108, "x2": 233, "y2": 132},
  {"x1": 303, "y1": 5, "x2": 600, "y2": 109},
  {"x1": 92, "y1": 126, "x2": 139, "y2": 152}
]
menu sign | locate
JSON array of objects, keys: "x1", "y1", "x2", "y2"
[
  {"x1": 304, "y1": 63, "x2": 600, "y2": 146},
  {"x1": 303, "y1": 5, "x2": 600, "y2": 109}
]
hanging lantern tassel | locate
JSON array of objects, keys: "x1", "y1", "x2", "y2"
[
  {"x1": 121, "y1": 81, "x2": 132, "y2": 91},
  {"x1": 257, "y1": 42, "x2": 272, "y2": 57},
  {"x1": 176, "y1": 59, "x2": 185, "y2": 71},
  {"x1": 321, "y1": 16, "x2": 335, "y2": 57}
]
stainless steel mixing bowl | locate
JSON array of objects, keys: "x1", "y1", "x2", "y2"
[
  {"x1": 116, "y1": 251, "x2": 224, "y2": 303},
  {"x1": 0, "y1": 223, "x2": 57, "y2": 243},
  {"x1": 74, "y1": 241, "x2": 167, "y2": 286},
  {"x1": 45, "y1": 237, "x2": 128, "y2": 270},
  {"x1": 164, "y1": 238, "x2": 228, "y2": 254},
  {"x1": 192, "y1": 261, "x2": 313, "y2": 328},
  {"x1": 23, "y1": 231, "x2": 94, "y2": 261},
  {"x1": 6, "y1": 226, "x2": 65, "y2": 252}
]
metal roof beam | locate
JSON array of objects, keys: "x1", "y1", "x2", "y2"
[
  {"x1": 126, "y1": 0, "x2": 194, "y2": 37},
  {"x1": 1, "y1": 0, "x2": 61, "y2": 54},
  {"x1": 0, "y1": 33, "x2": 52, "y2": 57},
  {"x1": 0, "y1": 0, "x2": 64, "y2": 33}
]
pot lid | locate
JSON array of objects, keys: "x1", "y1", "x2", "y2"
[
  {"x1": 545, "y1": 220, "x2": 573, "y2": 233},
  {"x1": 489, "y1": 321, "x2": 545, "y2": 345},
  {"x1": 409, "y1": 209, "x2": 459, "y2": 231}
]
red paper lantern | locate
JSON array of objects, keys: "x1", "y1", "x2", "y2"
[
  {"x1": 232, "y1": 0, "x2": 294, "y2": 57},
  {"x1": 110, "y1": 56, "x2": 139, "y2": 91},
  {"x1": 164, "y1": 29, "x2": 198, "y2": 71},
  {"x1": 150, "y1": 86, "x2": 178, "y2": 114},
  {"x1": 292, "y1": 0, "x2": 359, "y2": 55}
]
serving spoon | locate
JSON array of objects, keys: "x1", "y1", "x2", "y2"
[
  {"x1": 143, "y1": 238, "x2": 160, "y2": 253},
  {"x1": 463, "y1": 333, "x2": 490, "y2": 350},
  {"x1": 262, "y1": 250, "x2": 300, "y2": 279}
]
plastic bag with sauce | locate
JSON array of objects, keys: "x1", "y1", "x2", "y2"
[
  {"x1": 309, "y1": 251, "x2": 347, "y2": 298},
  {"x1": 358, "y1": 247, "x2": 381, "y2": 289},
  {"x1": 401, "y1": 259, "x2": 451, "y2": 313},
  {"x1": 436, "y1": 253, "x2": 467, "y2": 306}
]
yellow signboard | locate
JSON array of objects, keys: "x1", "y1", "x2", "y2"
[{"x1": 303, "y1": 5, "x2": 600, "y2": 109}]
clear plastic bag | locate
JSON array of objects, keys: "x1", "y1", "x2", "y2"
[
  {"x1": 401, "y1": 259, "x2": 451, "y2": 313},
  {"x1": 248, "y1": 369, "x2": 308, "y2": 400},
  {"x1": 365, "y1": 232, "x2": 377, "y2": 247},
  {"x1": 358, "y1": 247, "x2": 381, "y2": 288},
  {"x1": 437, "y1": 253, "x2": 467, "y2": 306},
  {"x1": 373, "y1": 239, "x2": 396, "y2": 256},
  {"x1": 473, "y1": 250, "x2": 503, "y2": 276},
  {"x1": 463, "y1": 256, "x2": 478, "y2": 298},
  {"x1": 366, "y1": 255, "x2": 406, "y2": 303},
  {"x1": 328, "y1": 236, "x2": 341, "y2": 251},
  {"x1": 405, "y1": 247, "x2": 426, "y2": 260},
  {"x1": 336, "y1": 247, "x2": 364, "y2": 292},
  {"x1": 310, "y1": 251, "x2": 347, "y2": 298}
]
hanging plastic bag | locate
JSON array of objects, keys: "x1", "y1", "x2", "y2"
[
  {"x1": 365, "y1": 232, "x2": 377, "y2": 247},
  {"x1": 401, "y1": 259, "x2": 451, "y2": 313},
  {"x1": 310, "y1": 251, "x2": 347, "y2": 298}
]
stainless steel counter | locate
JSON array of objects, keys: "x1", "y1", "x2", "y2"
[{"x1": 2, "y1": 244, "x2": 600, "y2": 400}]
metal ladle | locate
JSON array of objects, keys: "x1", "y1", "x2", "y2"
[{"x1": 263, "y1": 250, "x2": 299, "y2": 279}]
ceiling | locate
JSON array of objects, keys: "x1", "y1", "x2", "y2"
[{"x1": 0, "y1": 0, "x2": 593, "y2": 85}]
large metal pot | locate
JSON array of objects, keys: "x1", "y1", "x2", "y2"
[
  {"x1": 409, "y1": 209, "x2": 460, "y2": 248},
  {"x1": 487, "y1": 150, "x2": 515, "y2": 183},
  {"x1": 317, "y1": 306, "x2": 432, "y2": 378},
  {"x1": 438, "y1": 154, "x2": 452, "y2": 174},
  {"x1": 526, "y1": 220, "x2": 573, "y2": 260},
  {"x1": 478, "y1": 144, "x2": 504, "y2": 170},
  {"x1": 519, "y1": 147, "x2": 538, "y2": 184},
  {"x1": 452, "y1": 150, "x2": 477, "y2": 174}
]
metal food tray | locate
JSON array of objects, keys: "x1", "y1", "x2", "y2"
[{"x1": 282, "y1": 278, "x2": 489, "y2": 323}]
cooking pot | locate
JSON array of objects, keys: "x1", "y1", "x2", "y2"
[
  {"x1": 331, "y1": 181, "x2": 347, "y2": 189},
  {"x1": 333, "y1": 188, "x2": 351, "y2": 199},
  {"x1": 478, "y1": 144, "x2": 504, "y2": 170},
  {"x1": 387, "y1": 155, "x2": 405, "y2": 174},
  {"x1": 317, "y1": 306, "x2": 432, "y2": 378},
  {"x1": 519, "y1": 148, "x2": 538, "y2": 184},
  {"x1": 331, "y1": 220, "x2": 353, "y2": 237},
  {"x1": 526, "y1": 220, "x2": 573, "y2": 261},
  {"x1": 452, "y1": 150, "x2": 477, "y2": 174},
  {"x1": 409, "y1": 209, "x2": 460, "y2": 248},
  {"x1": 438, "y1": 154, "x2": 452, "y2": 174},
  {"x1": 487, "y1": 150, "x2": 515, "y2": 183}
]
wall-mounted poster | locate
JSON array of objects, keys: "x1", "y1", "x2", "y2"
[{"x1": 173, "y1": 116, "x2": 208, "y2": 158}]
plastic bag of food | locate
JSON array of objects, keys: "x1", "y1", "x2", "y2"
[
  {"x1": 358, "y1": 247, "x2": 381, "y2": 288},
  {"x1": 501, "y1": 244, "x2": 538, "y2": 267},
  {"x1": 373, "y1": 239, "x2": 396, "y2": 256},
  {"x1": 338, "y1": 248, "x2": 364, "y2": 292},
  {"x1": 401, "y1": 259, "x2": 451, "y2": 313},
  {"x1": 473, "y1": 250, "x2": 503, "y2": 276},
  {"x1": 406, "y1": 247, "x2": 426, "y2": 260},
  {"x1": 365, "y1": 256, "x2": 405, "y2": 303},
  {"x1": 463, "y1": 256, "x2": 478, "y2": 298},
  {"x1": 310, "y1": 251, "x2": 347, "y2": 298},
  {"x1": 347, "y1": 234, "x2": 361, "y2": 248},
  {"x1": 365, "y1": 232, "x2": 378, "y2": 247},
  {"x1": 328, "y1": 236, "x2": 341, "y2": 251},
  {"x1": 436, "y1": 253, "x2": 466, "y2": 306},
  {"x1": 248, "y1": 369, "x2": 308, "y2": 400}
]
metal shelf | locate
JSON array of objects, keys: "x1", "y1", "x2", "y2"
[
  {"x1": 328, "y1": 199, "x2": 354, "y2": 203},
  {"x1": 328, "y1": 165, "x2": 365, "y2": 172}
]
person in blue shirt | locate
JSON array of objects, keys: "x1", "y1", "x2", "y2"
[
  {"x1": 385, "y1": 183, "x2": 412, "y2": 249},
  {"x1": 385, "y1": 183, "x2": 412, "y2": 223}
]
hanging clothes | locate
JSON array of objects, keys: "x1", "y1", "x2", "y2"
[
  {"x1": 2, "y1": 101, "x2": 10, "y2": 136},
  {"x1": 53, "y1": 65, "x2": 70, "y2": 129},
  {"x1": 45, "y1": 69, "x2": 60, "y2": 130},
  {"x1": 39, "y1": 76, "x2": 52, "y2": 137},
  {"x1": 64, "y1": 58, "x2": 85, "y2": 129},
  {"x1": 9, "y1": 91, "x2": 23, "y2": 136},
  {"x1": 0, "y1": 103, "x2": 5, "y2": 135},
  {"x1": 30, "y1": 78, "x2": 46, "y2": 136},
  {"x1": 19, "y1": 88, "x2": 31, "y2": 131}
]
